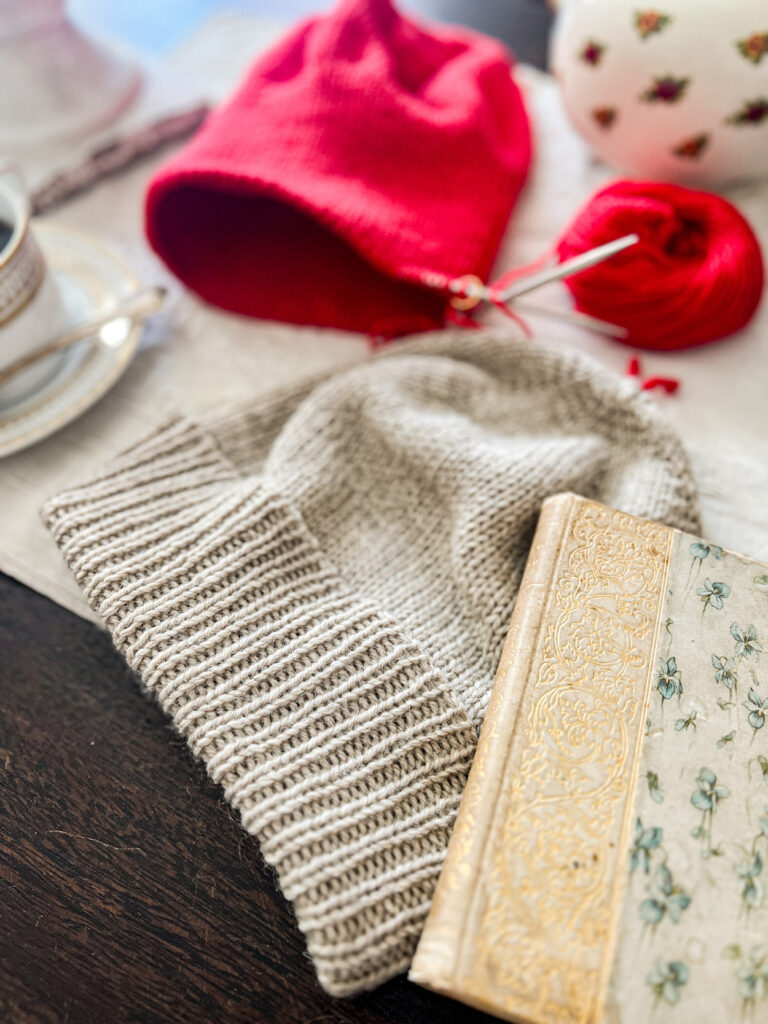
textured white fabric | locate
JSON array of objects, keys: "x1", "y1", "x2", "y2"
[{"x1": 43, "y1": 331, "x2": 698, "y2": 995}]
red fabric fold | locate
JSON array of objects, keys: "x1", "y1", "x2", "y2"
[{"x1": 145, "y1": 0, "x2": 531, "y2": 335}]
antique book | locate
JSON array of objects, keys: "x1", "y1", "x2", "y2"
[{"x1": 410, "y1": 493, "x2": 768, "y2": 1024}]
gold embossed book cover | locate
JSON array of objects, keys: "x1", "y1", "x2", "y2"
[{"x1": 410, "y1": 493, "x2": 768, "y2": 1024}]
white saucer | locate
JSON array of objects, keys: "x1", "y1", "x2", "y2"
[{"x1": 0, "y1": 222, "x2": 142, "y2": 458}]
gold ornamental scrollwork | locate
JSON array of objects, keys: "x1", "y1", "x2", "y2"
[{"x1": 466, "y1": 502, "x2": 671, "y2": 1024}]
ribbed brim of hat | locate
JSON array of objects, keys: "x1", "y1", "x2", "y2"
[{"x1": 41, "y1": 412, "x2": 477, "y2": 997}]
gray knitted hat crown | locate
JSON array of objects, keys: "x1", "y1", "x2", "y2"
[{"x1": 43, "y1": 332, "x2": 699, "y2": 997}]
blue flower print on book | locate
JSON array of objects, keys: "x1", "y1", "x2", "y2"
[
  {"x1": 732, "y1": 623, "x2": 761, "y2": 660},
  {"x1": 735, "y1": 810, "x2": 767, "y2": 912},
  {"x1": 640, "y1": 863, "x2": 692, "y2": 926},
  {"x1": 657, "y1": 657, "x2": 683, "y2": 706},
  {"x1": 698, "y1": 579, "x2": 731, "y2": 613},
  {"x1": 675, "y1": 710, "x2": 697, "y2": 733},
  {"x1": 713, "y1": 655, "x2": 738, "y2": 695},
  {"x1": 723, "y1": 945, "x2": 768, "y2": 1012},
  {"x1": 647, "y1": 959, "x2": 689, "y2": 1006},
  {"x1": 737, "y1": 850, "x2": 763, "y2": 912},
  {"x1": 691, "y1": 768, "x2": 730, "y2": 813},
  {"x1": 687, "y1": 540, "x2": 723, "y2": 589},
  {"x1": 690, "y1": 541, "x2": 724, "y2": 566},
  {"x1": 752, "y1": 755, "x2": 768, "y2": 784},
  {"x1": 630, "y1": 818, "x2": 663, "y2": 874},
  {"x1": 691, "y1": 768, "x2": 730, "y2": 858},
  {"x1": 744, "y1": 690, "x2": 768, "y2": 735},
  {"x1": 713, "y1": 624, "x2": 762, "y2": 701},
  {"x1": 646, "y1": 770, "x2": 664, "y2": 803}
]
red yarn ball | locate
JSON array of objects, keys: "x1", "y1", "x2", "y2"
[{"x1": 556, "y1": 181, "x2": 764, "y2": 351}]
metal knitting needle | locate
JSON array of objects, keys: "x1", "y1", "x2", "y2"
[
  {"x1": 450, "y1": 233, "x2": 640, "y2": 305},
  {"x1": 497, "y1": 233, "x2": 640, "y2": 302},
  {"x1": 513, "y1": 299, "x2": 630, "y2": 339}
]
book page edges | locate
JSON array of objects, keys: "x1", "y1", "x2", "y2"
[{"x1": 409, "y1": 492, "x2": 579, "y2": 996}]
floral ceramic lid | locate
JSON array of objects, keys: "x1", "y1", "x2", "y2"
[{"x1": 550, "y1": 0, "x2": 768, "y2": 186}]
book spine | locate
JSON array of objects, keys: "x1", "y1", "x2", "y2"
[{"x1": 410, "y1": 492, "x2": 578, "y2": 993}]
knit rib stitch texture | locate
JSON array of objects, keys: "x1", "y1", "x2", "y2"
[{"x1": 43, "y1": 331, "x2": 700, "y2": 996}]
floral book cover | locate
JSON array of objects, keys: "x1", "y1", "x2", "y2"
[{"x1": 410, "y1": 493, "x2": 768, "y2": 1024}]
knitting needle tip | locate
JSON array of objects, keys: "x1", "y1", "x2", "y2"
[{"x1": 498, "y1": 233, "x2": 639, "y2": 302}]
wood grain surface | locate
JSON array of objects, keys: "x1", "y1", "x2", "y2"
[{"x1": 0, "y1": 575, "x2": 499, "y2": 1024}]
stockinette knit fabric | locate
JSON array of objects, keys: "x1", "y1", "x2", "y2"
[
  {"x1": 144, "y1": 0, "x2": 531, "y2": 336},
  {"x1": 42, "y1": 332, "x2": 699, "y2": 997}
]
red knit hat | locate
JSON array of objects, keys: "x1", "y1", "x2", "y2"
[{"x1": 145, "y1": 0, "x2": 531, "y2": 337}]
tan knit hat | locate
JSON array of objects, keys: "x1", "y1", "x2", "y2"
[{"x1": 42, "y1": 331, "x2": 699, "y2": 997}]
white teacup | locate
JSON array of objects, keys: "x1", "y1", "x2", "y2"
[{"x1": 0, "y1": 165, "x2": 68, "y2": 403}]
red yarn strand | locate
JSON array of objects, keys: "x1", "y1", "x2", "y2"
[
  {"x1": 625, "y1": 355, "x2": 680, "y2": 394},
  {"x1": 642, "y1": 377, "x2": 680, "y2": 394},
  {"x1": 488, "y1": 296, "x2": 534, "y2": 338}
]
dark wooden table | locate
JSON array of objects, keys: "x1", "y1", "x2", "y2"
[{"x1": 0, "y1": 5, "x2": 552, "y2": 1022}]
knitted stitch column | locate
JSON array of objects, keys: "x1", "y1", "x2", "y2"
[{"x1": 43, "y1": 333, "x2": 700, "y2": 995}]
